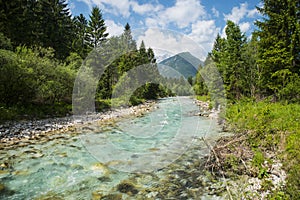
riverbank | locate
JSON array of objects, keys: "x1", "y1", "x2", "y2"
[
  {"x1": 0, "y1": 97, "x2": 226, "y2": 199},
  {"x1": 0, "y1": 100, "x2": 156, "y2": 146},
  {"x1": 202, "y1": 100, "x2": 300, "y2": 199}
]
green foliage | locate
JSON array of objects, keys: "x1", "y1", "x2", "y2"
[
  {"x1": 87, "y1": 6, "x2": 109, "y2": 48},
  {"x1": 196, "y1": 95, "x2": 210, "y2": 102},
  {"x1": 255, "y1": 0, "x2": 300, "y2": 100},
  {"x1": 0, "y1": 46, "x2": 76, "y2": 119},
  {"x1": 0, "y1": 0, "x2": 74, "y2": 59},
  {"x1": 211, "y1": 20, "x2": 248, "y2": 100},
  {"x1": 72, "y1": 14, "x2": 90, "y2": 58},
  {"x1": 226, "y1": 101, "x2": 300, "y2": 198},
  {"x1": 0, "y1": 32, "x2": 12, "y2": 50},
  {"x1": 94, "y1": 26, "x2": 166, "y2": 102}
]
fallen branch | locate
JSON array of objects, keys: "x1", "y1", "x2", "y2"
[
  {"x1": 214, "y1": 135, "x2": 246, "y2": 150},
  {"x1": 200, "y1": 136, "x2": 233, "y2": 200}
]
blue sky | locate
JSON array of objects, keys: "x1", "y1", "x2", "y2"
[{"x1": 67, "y1": 0, "x2": 262, "y2": 60}]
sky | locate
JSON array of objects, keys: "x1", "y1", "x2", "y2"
[{"x1": 67, "y1": 0, "x2": 262, "y2": 61}]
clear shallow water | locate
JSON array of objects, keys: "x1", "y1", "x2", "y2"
[{"x1": 0, "y1": 97, "x2": 219, "y2": 199}]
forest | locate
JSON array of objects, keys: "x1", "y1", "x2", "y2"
[
  {"x1": 192, "y1": 0, "x2": 299, "y2": 198},
  {"x1": 0, "y1": 0, "x2": 175, "y2": 120}
]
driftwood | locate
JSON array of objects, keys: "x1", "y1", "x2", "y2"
[{"x1": 200, "y1": 137, "x2": 233, "y2": 200}]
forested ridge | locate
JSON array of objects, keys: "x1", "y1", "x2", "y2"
[
  {"x1": 0, "y1": 0, "x2": 172, "y2": 120},
  {"x1": 192, "y1": 0, "x2": 300, "y2": 198}
]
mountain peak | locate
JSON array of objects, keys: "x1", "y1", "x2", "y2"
[{"x1": 158, "y1": 52, "x2": 203, "y2": 79}]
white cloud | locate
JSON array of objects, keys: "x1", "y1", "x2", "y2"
[
  {"x1": 145, "y1": 17, "x2": 161, "y2": 27},
  {"x1": 106, "y1": 20, "x2": 124, "y2": 36},
  {"x1": 239, "y1": 22, "x2": 250, "y2": 33},
  {"x1": 224, "y1": 3, "x2": 248, "y2": 24},
  {"x1": 136, "y1": 28, "x2": 208, "y2": 61},
  {"x1": 84, "y1": 0, "x2": 131, "y2": 17},
  {"x1": 79, "y1": 0, "x2": 207, "y2": 30},
  {"x1": 247, "y1": 8, "x2": 259, "y2": 18},
  {"x1": 160, "y1": 0, "x2": 206, "y2": 28},
  {"x1": 80, "y1": 0, "x2": 163, "y2": 18},
  {"x1": 212, "y1": 7, "x2": 219, "y2": 18},
  {"x1": 130, "y1": 1, "x2": 163, "y2": 15},
  {"x1": 188, "y1": 20, "x2": 220, "y2": 56},
  {"x1": 221, "y1": 25, "x2": 227, "y2": 38}
]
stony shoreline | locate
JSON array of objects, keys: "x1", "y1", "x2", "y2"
[
  {"x1": 0, "y1": 101, "x2": 156, "y2": 145},
  {"x1": 193, "y1": 98, "x2": 287, "y2": 198}
]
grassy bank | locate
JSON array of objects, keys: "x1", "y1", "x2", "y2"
[
  {"x1": 223, "y1": 100, "x2": 300, "y2": 199},
  {"x1": 0, "y1": 103, "x2": 72, "y2": 122}
]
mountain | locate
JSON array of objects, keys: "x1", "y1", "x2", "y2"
[{"x1": 158, "y1": 52, "x2": 203, "y2": 79}]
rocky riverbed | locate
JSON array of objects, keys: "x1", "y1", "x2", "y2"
[{"x1": 0, "y1": 101, "x2": 156, "y2": 145}]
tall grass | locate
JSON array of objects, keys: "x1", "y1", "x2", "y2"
[{"x1": 225, "y1": 99, "x2": 300, "y2": 198}]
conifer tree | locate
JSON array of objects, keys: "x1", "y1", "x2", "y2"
[
  {"x1": 87, "y1": 7, "x2": 109, "y2": 48},
  {"x1": 73, "y1": 14, "x2": 89, "y2": 58},
  {"x1": 255, "y1": 0, "x2": 300, "y2": 100}
]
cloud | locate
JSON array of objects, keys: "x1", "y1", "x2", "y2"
[
  {"x1": 247, "y1": 8, "x2": 259, "y2": 18},
  {"x1": 79, "y1": 0, "x2": 207, "y2": 29},
  {"x1": 145, "y1": 17, "x2": 162, "y2": 27},
  {"x1": 106, "y1": 20, "x2": 124, "y2": 36},
  {"x1": 82, "y1": 0, "x2": 131, "y2": 17},
  {"x1": 211, "y1": 7, "x2": 219, "y2": 18},
  {"x1": 224, "y1": 3, "x2": 248, "y2": 24},
  {"x1": 80, "y1": 0, "x2": 163, "y2": 18},
  {"x1": 130, "y1": 1, "x2": 163, "y2": 15},
  {"x1": 160, "y1": 0, "x2": 206, "y2": 28},
  {"x1": 135, "y1": 28, "x2": 208, "y2": 61},
  {"x1": 239, "y1": 22, "x2": 250, "y2": 33},
  {"x1": 188, "y1": 20, "x2": 220, "y2": 55}
]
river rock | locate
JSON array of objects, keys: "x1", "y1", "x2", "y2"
[{"x1": 117, "y1": 180, "x2": 139, "y2": 195}]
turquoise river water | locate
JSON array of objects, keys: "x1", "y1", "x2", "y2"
[{"x1": 0, "y1": 97, "x2": 221, "y2": 199}]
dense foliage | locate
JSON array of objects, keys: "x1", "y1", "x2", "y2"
[
  {"x1": 0, "y1": 1, "x2": 170, "y2": 120},
  {"x1": 194, "y1": 0, "x2": 299, "y2": 103},
  {"x1": 226, "y1": 100, "x2": 300, "y2": 199},
  {"x1": 192, "y1": 0, "x2": 300, "y2": 198}
]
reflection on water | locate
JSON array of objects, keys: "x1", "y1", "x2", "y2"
[{"x1": 0, "y1": 97, "x2": 219, "y2": 199}]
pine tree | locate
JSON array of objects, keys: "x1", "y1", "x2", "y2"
[
  {"x1": 211, "y1": 21, "x2": 247, "y2": 100},
  {"x1": 73, "y1": 14, "x2": 90, "y2": 58},
  {"x1": 255, "y1": 0, "x2": 300, "y2": 100},
  {"x1": 87, "y1": 7, "x2": 109, "y2": 48},
  {"x1": 122, "y1": 23, "x2": 137, "y2": 51}
]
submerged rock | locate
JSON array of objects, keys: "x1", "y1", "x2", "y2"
[
  {"x1": 117, "y1": 180, "x2": 139, "y2": 195},
  {"x1": 90, "y1": 163, "x2": 110, "y2": 177}
]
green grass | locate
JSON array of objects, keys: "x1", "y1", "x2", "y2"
[
  {"x1": 225, "y1": 99, "x2": 300, "y2": 199},
  {"x1": 196, "y1": 95, "x2": 210, "y2": 101},
  {"x1": 0, "y1": 103, "x2": 72, "y2": 122}
]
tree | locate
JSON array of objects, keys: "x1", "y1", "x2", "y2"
[
  {"x1": 242, "y1": 36, "x2": 260, "y2": 98},
  {"x1": 255, "y1": 0, "x2": 300, "y2": 100},
  {"x1": 73, "y1": 14, "x2": 90, "y2": 58},
  {"x1": 87, "y1": 6, "x2": 109, "y2": 48},
  {"x1": 0, "y1": 0, "x2": 75, "y2": 59},
  {"x1": 122, "y1": 23, "x2": 137, "y2": 51},
  {"x1": 211, "y1": 21, "x2": 247, "y2": 100}
]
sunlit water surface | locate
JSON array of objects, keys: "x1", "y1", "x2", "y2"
[{"x1": 0, "y1": 97, "x2": 220, "y2": 199}]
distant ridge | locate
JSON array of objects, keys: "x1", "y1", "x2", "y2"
[{"x1": 158, "y1": 52, "x2": 203, "y2": 79}]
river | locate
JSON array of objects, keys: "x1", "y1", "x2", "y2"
[{"x1": 0, "y1": 97, "x2": 223, "y2": 199}]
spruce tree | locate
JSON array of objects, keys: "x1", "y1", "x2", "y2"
[
  {"x1": 73, "y1": 14, "x2": 89, "y2": 58},
  {"x1": 255, "y1": 0, "x2": 300, "y2": 100},
  {"x1": 211, "y1": 21, "x2": 247, "y2": 100},
  {"x1": 87, "y1": 7, "x2": 109, "y2": 48}
]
